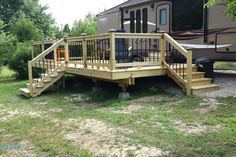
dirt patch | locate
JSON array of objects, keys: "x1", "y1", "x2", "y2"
[
  {"x1": 109, "y1": 96, "x2": 164, "y2": 115},
  {"x1": 173, "y1": 119, "x2": 222, "y2": 135},
  {"x1": 0, "y1": 110, "x2": 42, "y2": 121},
  {"x1": 49, "y1": 108, "x2": 63, "y2": 113},
  {"x1": 2, "y1": 140, "x2": 37, "y2": 157},
  {"x1": 195, "y1": 98, "x2": 229, "y2": 114},
  {"x1": 64, "y1": 119, "x2": 168, "y2": 157}
]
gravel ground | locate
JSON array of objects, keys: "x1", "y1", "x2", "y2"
[{"x1": 196, "y1": 70, "x2": 236, "y2": 98}]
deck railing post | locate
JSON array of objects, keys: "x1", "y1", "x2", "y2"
[
  {"x1": 82, "y1": 37, "x2": 87, "y2": 68},
  {"x1": 110, "y1": 33, "x2": 116, "y2": 70},
  {"x1": 53, "y1": 38, "x2": 57, "y2": 65},
  {"x1": 160, "y1": 34, "x2": 166, "y2": 67},
  {"x1": 186, "y1": 51, "x2": 192, "y2": 96},
  {"x1": 28, "y1": 61, "x2": 33, "y2": 96},
  {"x1": 64, "y1": 38, "x2": 69, "y2": 65}
]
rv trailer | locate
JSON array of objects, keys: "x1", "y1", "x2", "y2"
[{"x1": 97, "y1": 0, "x2": 236, "y2": 61}]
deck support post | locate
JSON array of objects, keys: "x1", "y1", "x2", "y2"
[
  {"x1": 83, "y1": 38, "x2": 87, "y2": 68},
  {"x1": 186, "y1": 51, "x2": 192, "y2": 96},
  {"x1": 118, "y1": 84, "x2": 130, "y2": 99},
  {"x1": 53, "y1": 38, "x2": 57, "y2": 65},
  {"x1": 110, "y1": 33, "x2": 116, "y2": 71},
  {"x1": 64, "y1": 38, "x2": 69, "y2": 65},
  {"x1": 160, "y1": 34, "x2": 166, "y2": 67},
  {"x1": 92, "y1": 79, "x2": 101, "y2": 92},
  {"x1": 28, "y1": 61, "x2": 33, "y2": 96}
]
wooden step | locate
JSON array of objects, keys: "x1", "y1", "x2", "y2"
[
  {"x1": 191, "y1": 84, "x2": 220, "y2": 94},
  {"x1": 182, "y1": 72, "x2": 205, "y2": 79},
  {"x1": 20, "y1": 88, "x2": 30, "y2": 97},
  {"x1": 191, "y1": 78, "x2": 212, "y2": 86}
]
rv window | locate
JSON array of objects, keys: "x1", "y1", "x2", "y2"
[
  {"x1": 159, "y1": 9, "x2": 167, "y2": 25},
  {"x1": 172, "y1": 0, "x2": 203, "y2": 31},
  {"x1": 130, "y1": 11, "x2": 135, "y2": 33},
  {"x1": 142, "y1": 8, "x2": 148, "y2": 33},
  {"x1": 136, "y1": 10, "x2": 141, "y2": 33}
]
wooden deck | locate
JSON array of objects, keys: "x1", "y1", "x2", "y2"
[{"x1": 20, "y1": 33, "x2": 219, "y2": 97}]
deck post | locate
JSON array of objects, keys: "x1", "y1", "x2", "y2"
[
  {"x1": 186, "y1": 51, "x2": 192, "y2": 96},
  {"x1": 31, "y1": 40, "x2": 34, "y2": 59},
  {"x1": 28, "y1": 61, "x2": 33, "y2": 96},
  {"x1": 160, "y1": 34, "x2": 166, "y2": 67},
  {"x1": 53, "y1": 38, "x2": 57, "y2": 65},
  {"x1": 110, "y1": 33, "x2": 116, "y2": 70},
  {"x1": 64, "y1": 38, "x2": 69, "y2": 65},
  {"x1": 82, "y1": 38, "x2": 87, "y2": 68}
]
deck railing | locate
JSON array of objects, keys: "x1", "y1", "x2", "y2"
[{"x1": 30, "y1": 32, "x2": 192, "y2": 95}]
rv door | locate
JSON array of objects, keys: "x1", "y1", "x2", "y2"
[{"x1": 156, "y1": 4, "x2": 170, "y2": 33}]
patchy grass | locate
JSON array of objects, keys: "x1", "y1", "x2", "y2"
[
  {"x1": 0, "y1": 66, "x2": 15, "y2": 80},
  {"x1": 0, "y1": 78, "x2": 235, "y2": 157}
]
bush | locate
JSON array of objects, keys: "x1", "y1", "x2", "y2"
[
  {"x1": 0, "y1": 20, "x2": 18, "y2": 66},
  {"x1": 9, "y1": 42, "x2": 31, "y2": 79}
]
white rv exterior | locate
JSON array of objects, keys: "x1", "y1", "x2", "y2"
[{"x1": 97, "y1": 0, "x2": 236, "y2": 61}]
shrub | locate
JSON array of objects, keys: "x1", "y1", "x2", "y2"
[{"x1": 9, "y1": 42, "x2": 31, "y2": 79}]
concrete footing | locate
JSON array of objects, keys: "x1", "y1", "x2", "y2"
[{"x1": 118, "y1": 92, "x2": 130, "y2": 99}]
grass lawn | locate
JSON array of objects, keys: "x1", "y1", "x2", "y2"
[
  {"x1": 0, "y1": 77, "x2": 235, "y2": 157},
  {"x1": 0, "y1": 66, "x2": 15, "y2": 80}
]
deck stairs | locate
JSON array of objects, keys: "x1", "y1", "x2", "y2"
[
  {"x1": 166, "y1": 64, "x2": 219, "y2": 94},
  {"x1": 20, "y1": 65, "x2": 65, "y2": 97}
]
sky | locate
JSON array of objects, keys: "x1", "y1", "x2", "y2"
[{"x1": 39, "y1": 0, "x2": 126, "y2": 28}]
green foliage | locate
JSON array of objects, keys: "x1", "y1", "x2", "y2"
[
  {"x1": 10, "y1": 14, "x2": 43, "y2": 42},
  {"x1": 70, "y1": 13, "x2": 97, "y2": 36},
  {"x1": 8, "y1": 42, "x2": 31, "y2": 79},
  {"x1": 0, "y1": 0, "x2": 24, "y2": 27},
  {"x1": 63, "y1": 24, "x2": 70, "y2": 34},
  {"x1": 0, "y1": 22, "x2": 17, "y2": 66},
  {"x1": 20, "y1": 0, "x2": 55, "y2": 37},
  {"x1": 206, "y1": 0, "x2": 236, "y2": 19}
]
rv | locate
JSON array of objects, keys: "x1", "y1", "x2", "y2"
[{"x1": 97, "y1": 0, "x2": 236, "y2": 61}]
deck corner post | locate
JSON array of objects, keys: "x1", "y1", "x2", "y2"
[
  {"x1": 28, "y1": 61, "x2": 33, "y2": 96},
  {"x1": 82, "y1": 37, "x2": 88, "y2": 68},
  {"x1": 110, "y1": 32, "x2": 116, "y2": 71},
  {"x1": 64, "y1": 38, "x2": 69, "y2": 66},
  {"x1": 186, "y1": 50, "x2": 193, "y2": 96},
  {"x1": 160, "y1": 34, "x2": 166, "y2": 67},
  {"x1": 41, "y1": 40, "x2": 45, "y2": 53}
]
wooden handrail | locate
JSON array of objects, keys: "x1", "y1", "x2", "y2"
[
  {"x1": 164, "y1": 33, "x2": 188, "y2": 57},
  {"x1": 31, "y1": 38, "x2": 64, "y2": 64},
  {"x1": 114, "y1": 33, "x2": 162, "y2": 39}
]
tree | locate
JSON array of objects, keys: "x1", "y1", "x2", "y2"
[
  {"x1": 0, "y1": 0, "x2": 24, "y2": 27},
  {"x1": 206, "y1": 0, "x2": 236, "y2": 19},
  {"x1": 63, "y1": 24, "x2": 70, "y2": 34},
  {"x1": 20, "y1": 0, "x2": 55, "y2": 37},
  {"x1": 10, "y1": 14, "x2": 43, "y2": 42},
  {"x1": 70, "y1": 13, "x2": 97, "y2": 36},
  {"x1": 0, "y1": 21, "x2": 17, "y2": 66}
]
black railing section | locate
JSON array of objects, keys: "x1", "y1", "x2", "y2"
[
  {"x1": 69, "y1": 41, "x2": 83, "y2": 62},
  {"x1": 115, "y1": 38, "x2": 160, "y2": 63}
]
